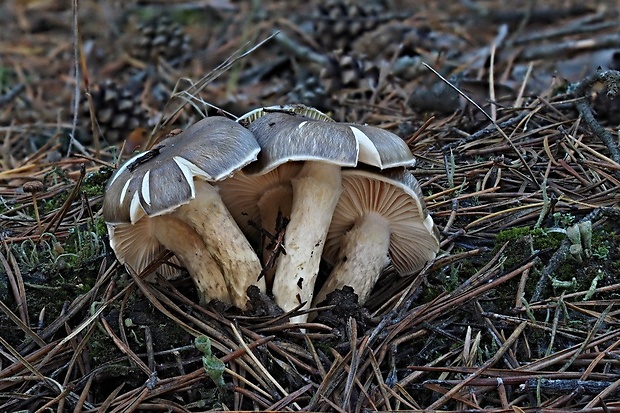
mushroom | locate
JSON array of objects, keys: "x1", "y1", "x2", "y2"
[
  {"x1": 220, "y1": 105, "x2": 416, "y2": 322},
  {"x1": 103, "y1": 116, "x2": 265, "y2": 309},
  {"x1": 313, "y1": 167, "x2": 440, "y2": 307},
  {"x1": 23, "y1": 180, "x2": 44, "y2": 234}
]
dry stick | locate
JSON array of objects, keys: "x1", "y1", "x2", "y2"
[
  {"x1": 109, "y1": 387, "x2": 150, "y2": 413},
  {"x1": 367, "y1": 349, "x2": 394, "y2": 411},
  {"x1": 441, "y1": 110, "x2": 529, "y2": 152},
  {"x1": 99, "y1": 316, "x2": 152, "y2": 377},
  {"x1": 426, "y1": 321, "x2": 528, "y2": 411},
  {"x1": 233, "y1": 386, "x2": 272, "y2": 410},
  {"x1": 267, "y1": 384, "x2": 313, "y2": 411},
  {"x1": 0, "y1": 342, "x2": 85, "y2": 412},
  {"x1": 406, "y1": 115, "x2": 435, "y2": 145},
  {"x1": 511, "y1": 14, "x2": 615, "y2": 45},
  {"x1": 108, "y1": 336, "x2": 276, "y2": 411},
  {"x1": 546, "y1": 292, "x2": 564, "y2": 357},
  {"x1": 341, "y1": 318, "x2": 360, "y2": 411},
  {"x1": 476, "y1": 302, "x2": 520, "y2": 369},
  {"x1": 73, "y1": 374, "x2": 93, "y2": 413},
  {"x1": 368, "y1": 253, "x2": 535, "y2": 398},
  {"x1": 0, "y1": 340, "x2": 63, "y2": 385},
  {"x1": 517, "y1": 32, "x2": 620, "y2": 61},
  {"x1": 304, "y1": 335, "x2": 327, "y2": 378},
  {"x1": 66, "y1": 0, "x2": 85, "y2": 158},
  {"x1": 225, "y1": 366, "x2": 274, "y2": 402},
  {"x1": 0, "y1": 83, "x2": 25, "y2": 106},
  {"x1": 572, "y1": 69, "x2": 620, "y2": 179},
  {"x1": 97, "y1": 383, "x2": 126, "y2": 412},
  {"x1": 0, "y1": 335, "x2": 47, "y2": 383},
  {"x1": 584, "y1": 378, "x2": 620, "y2": 410},
  {"x1": 488, "y1": 43, "x2": 498, "y2": 123},
  {"x1": 33, "y1": 384, "x2": 73, "y2": 413},
  {"x1": 137, "y1": 284, "x2": 293, "y2": 394},
  {"x1": 481, "y1": 312, "x2": 586, "y2": 342},
  {"x1": 58, "y1": 320, "x2": 99, "y2": 411},
  {"x1": 416, "y1": 368, "x2": 616, "y2": 384}
]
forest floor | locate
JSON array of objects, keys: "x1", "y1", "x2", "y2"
[{"x1": 1, "y1": 0, "x2": 620, "y2": 411}]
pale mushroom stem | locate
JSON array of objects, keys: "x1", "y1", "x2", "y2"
[
  {"x1": 313, "y1": 213, "x2": 391, "y2": 307},
  {"x1": 272, "y1": 162, "x2": 343, "y2": 323},
  {"x1": 150, "y1": 215, "x2": 229, "y2": 305},
  {"x1": 173, "y1": 180, "x2": 265, "y2": 309},
  {"x1": 257, "y1": 185, "x2": 293, "y2": 287}
]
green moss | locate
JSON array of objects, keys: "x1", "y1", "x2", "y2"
[
  {"x1": 82, "y1": 168, "x2": 113, "y2": 197},
  {"x1": 41, "y1": 192, "x2": 68, "y2": 214},
  {"x1": 496, "y1": 226, "x2": 535, "y2": 244},
  {"x1": 9, "y1": 217, "x2": 107, "y2": 282},
  {"x1": 495, "y1": 226, "x2": 564, "y2": 270},
  {"x1": 496, "y1": 226, "x2": 563, "y2": 251}
]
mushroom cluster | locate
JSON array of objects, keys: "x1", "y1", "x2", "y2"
[
  {"x1": 103, "y1": 105, "x2": 440, "y2": 319},
  {"x1": 220, "y1": 105, "x2": 440, "y2": 321}
]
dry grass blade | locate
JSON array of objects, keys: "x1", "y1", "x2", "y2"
[
  {"x1": 147, "y1": 32, "x2": 279, "y2": 148},
  {"x1": 427, "y1": 321, "x2": 528, "y2": 409},
  {"x1": 0, "y1": 242, "x2": 29, "y2": 326}
]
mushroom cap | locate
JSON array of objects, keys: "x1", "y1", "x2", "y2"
[
  {"x1": 238, "y1": 104, "x2": 415, "y2": 175},
  {"x1": 218, "y1": 162, "x2": 303, "y2": 242},
  {"x1": 103, "y1": 116, "x2": 260, "y2": 224},
  {"x1": 322, "y1": 167, "x2": 439, "y2": 276}
]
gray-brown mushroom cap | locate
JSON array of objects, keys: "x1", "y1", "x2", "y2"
[
  {"x1": 103, "y1": 116, "x2": 260, "y2": 225},
  {"x1": 239, "y1": 106, "x2": 416, "y2": 175}
]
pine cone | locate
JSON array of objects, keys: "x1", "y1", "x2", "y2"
[
  {"x1": 312, "y1": 0, "x2": 388, "y2": 52},
  {"x1": 286, "y1": 75, "x2": 329, "y2": 112},
  {"x1": 81, "y1": 80, "x2": 148, "y2": 144},
  {"x1": 320, "y1": 51, "x2": 380, "y2": 93},
  {"x1": 130, "y1": 16, "x2": 191, "y2": 64}
]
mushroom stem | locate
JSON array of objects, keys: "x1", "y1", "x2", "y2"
[
  {"x1": 313, "y1": 212, "x2": 391, "y2": 306},
  {"x1": 150, "y1": 215, "x2": 229, "y2": 304},
  {"x1": 272, "y1": 162, "x2": 342, "y2": 322},
  {"x1": 174, "y1": 180, "x2": 264, "y2": 309},
  {"x1": 31, "y1": 194, "x2": 42, "y2": 235},
  {"x1": 257, "y1": 184, "x2": 293, "y2": 287}
]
